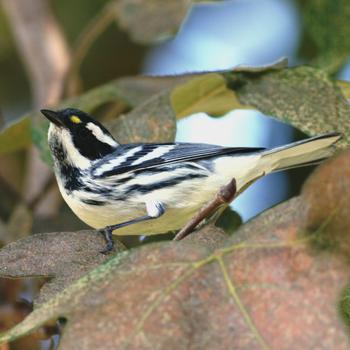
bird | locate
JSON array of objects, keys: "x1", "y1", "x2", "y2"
[{"x1": 41, "y1": 108, "x2": 341, "y2": 252}]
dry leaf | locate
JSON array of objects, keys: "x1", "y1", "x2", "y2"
[
  {"x1": 108, "y1": 91, "x2": 176, "y2": 143},
  {"x1": 1, "y1": 150, "x2": 350, "y2": 349},
  {"x1": 0, "y1": 230, "x2": 125, "y2": 306},
  {"x1": 114, "y1": 0, "x2": 194, "y2": 44}
]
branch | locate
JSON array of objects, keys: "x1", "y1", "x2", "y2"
[{"x1": 2, "y1": 0, "x2": 70, "y2": 214}]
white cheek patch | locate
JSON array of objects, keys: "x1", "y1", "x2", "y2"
[
  {"x1": 48, "y1": 124, "x2": 91, "y2": 169},
  {"x1": 48, "y1": 123, "x2": 60, "y2": 141},
  {"x1": 86, "y1": 122, "x2": 118, "y2": 147}
]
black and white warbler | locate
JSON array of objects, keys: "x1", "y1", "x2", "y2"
[{"x1": 41, "y1": 108, "x2": 341, "y2": 252}]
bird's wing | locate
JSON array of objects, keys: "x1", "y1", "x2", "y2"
[{"x1": 91, "y1": 143, "x2": 264, "y2": 178}]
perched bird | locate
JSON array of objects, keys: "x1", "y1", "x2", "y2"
[{"x1": 41, "y1": 108, "x2": 340, "y2": 252}]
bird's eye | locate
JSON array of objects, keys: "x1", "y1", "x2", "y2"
[{"x1": 70, "y1": 115, "x2": 82, "y2": 124}]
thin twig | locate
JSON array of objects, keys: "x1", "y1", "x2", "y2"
[
  {"x1": 66, "y1": 2, "x2": 116, "y2": 97},
  {"x1": 174, "y1": 178, "x2": 236, "y2": 241},
  {"x1": 2, "y1": 0, "x2": 70, "y2": 216}
]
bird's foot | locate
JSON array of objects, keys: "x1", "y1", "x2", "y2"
[{"x1": 98, "y1": 226, "x2": 114, "y2": 254}]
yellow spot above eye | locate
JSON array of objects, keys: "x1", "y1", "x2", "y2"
[{"x1": 70, "y1": 115, "x2": 81, "y2": 124}]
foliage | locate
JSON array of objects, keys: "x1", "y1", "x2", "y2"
[
  {"x1": 1, "y1": 151, "x2": 350, "y2": 348},
  {"x1": 0, "y1": 0, "x2": 350, "y2": 349}
]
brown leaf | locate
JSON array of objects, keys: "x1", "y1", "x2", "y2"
[
  {"x1": 115, "y1": 75, "x2": 190, "y2": 107},
  {"x1": 0, "y1": 117, "x2": 31, "y2": 154},
  {"x1": 44, "y1": 220, "x2": 350, "y2": 349},
  {"x1": 108, "y1": 91, "x2": 176, "y2": 143},
  {"x1": 0, "y1": 230, "x2": 125, "y2": 306},
  {"x1": 171, "y1": 73, "x2": 251, "y2": 119},
  {"x1": 183, "y1": 224, "x2": 229, "y2": 251},
  {"x1": 300, "y1": 149, "x2": 350, "y2": 256},
  {"x1": 113, "y1": 0, "x2": 194, "y2": 44},
  {"x1": 229, "y1": 66, "x2": 350, "y2": 148},
  {"x1": 5, "y1": 204, "x2": 32, "y2": 243},
  {"x1": 1, "y1": 174, "x2": 350, "y2": 349}
]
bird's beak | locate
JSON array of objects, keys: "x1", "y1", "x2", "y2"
[{"x1": 40, "y1": 109, "x2": 64, "y2": 127}]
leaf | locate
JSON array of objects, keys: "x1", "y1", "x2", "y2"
[
  {"x1": 299, "y1": 149, "x2": 350, "y2": 255},
  {"x1": 337, "y1": 80, "x2": 350, "y2": 100},
  {"x1": 0, "y1": 73, "x2": 185, "y2": 156},
  {"x1": 30, "y1": 76, "x2": 180, "y2": 162},
  {"x1": 0, "y1": 117, "x2": 31, "y2": 154},
  {"x1": 170, "y1": 58, "x2": 287, "y2": 119},
  {"x1": 115, "y1": 75, "x2": 190, "y2": 106},
  {"x1": 113, "y1": 0, "x2": 195, "y2": 44},
  {"x1": 0, "y1": 162, "x2": 22, "y2": 219},
  {"x1": 5, "y1": 204, "x2": 32, "y2": 243},
  {"x1": 301, "y1": 0, "x2": 350, "y2": 73},
  {"x1": 171, "y1": 73, "x2": 250, "y2": 119},
  {"x1": 0, "y1": 230, "x2": 125, "y2": 306},
  {"x1": 66, "y1": 0, "x2": 195, "y2": 95},
  {"x1": 182, "y1": 224, "x2": 230, "y2": 251},
  {"x1": 301, "y1": 149, "x2": 350, "y2": 334},
  {"x1": 230, "y1": 66, "x2": 350, "y2": 148},
  {"x1": 170, "y1": 60, "x2": 349, "y2": 148},
  {"x1": 0, "y1": 150, "x2": 349, "y2": 349},
  {"x1": 215, "y1": 206, "x2": 242, "y2": 235},
  {"x1": 108, "y1": 91, "x2": 176, "y2": 143},
  {"x1": 4, "y1": 60, "x2": 350, "y2": 161}
]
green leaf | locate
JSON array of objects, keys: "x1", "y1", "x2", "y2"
[
  {"x1": 301, "y1": 0, "x2": 350, "y2": 73},
  {"x1": 31, "y1": 76, "x2": 179, "y2": 162},
  {"x1": 108, "y1": 91, "x2": 176, "y2": 143},
  {"x1": 170, "y1": 59, "x2": 288, "y2": 119},
  {"x1": 229, "y1": 66, "x2": 350, "y2": 148},
  {"x1": 171, "y1": 73, "x2": 251, "y2": 119},
  {"x1": 0, "y1": 117, "x2": 31, "y2": 154},
  {"x1": 337, "y1": 80, "x2": 350, "y2": 100},
  {"x1": 4, "y1": 60, "x2": 349, "y2": 161}
]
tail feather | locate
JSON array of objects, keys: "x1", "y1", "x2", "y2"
[{"x1": 262, "y1": 132, "x2": 341, "y2": 173}]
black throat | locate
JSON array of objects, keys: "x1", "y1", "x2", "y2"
[{"x1": 49, "y1": 135, "x2": 84, "y2": 193}]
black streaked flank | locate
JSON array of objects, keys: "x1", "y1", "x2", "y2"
[
  {"x1": 49, "y1": 136, "x2": 84, "y2": 193},
  {"x1": 81, "y1": 199, "x2": 107, "y2": 206},
  {"x1": 123, "y1": 172, "x2": 208, "y2": 196},
  {"x1": 49, "y1": 135, "x2": 67, "y2": 163},
  {"x1": 105, "y1": 163, "x2": 208, "y2": 186},
  {"x1": 60, "y1": 165, "x2": 84, "y2": 193}
]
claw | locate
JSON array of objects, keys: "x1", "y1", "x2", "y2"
[{"x1": 99, "y1": 226, "x2": 114, "y2": 254}]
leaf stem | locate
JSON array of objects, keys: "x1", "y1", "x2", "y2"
[{"x1": 66, "y1": 2, "x2": 116, "y2": 96}]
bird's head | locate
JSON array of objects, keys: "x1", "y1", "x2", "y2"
[{"x1": 41, "y1": 108, "x2": 118, "y2": 168}]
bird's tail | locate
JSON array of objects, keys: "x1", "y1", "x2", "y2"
[{"x1": 261, "y1": 132, "x2": 341, "y2": 173}]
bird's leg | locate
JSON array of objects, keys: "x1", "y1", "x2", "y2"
[
  {"x1": 98, "y1": 202, "x2": 165, "y2": 254},
  {"x1": 99, "y1": 227, "x2": 114, "y2": 253},
  {"x1": 173, "y1": 178, "x2": 237, "y2": 241}
]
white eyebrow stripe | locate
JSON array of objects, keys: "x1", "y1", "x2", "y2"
[
  {"x1": 86, "y1": 122, "x2": 118, "y2": 147},
  {"x1": 93, "y1": 146, "x2": 143, "y2": 176},
  {"x1": 131, "y1": 145, "x2": 175, "y2": 165}
]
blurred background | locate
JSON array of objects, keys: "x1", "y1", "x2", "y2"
[{"x1": 0, "y1": 0, "x2": 349, "y2": 348}]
